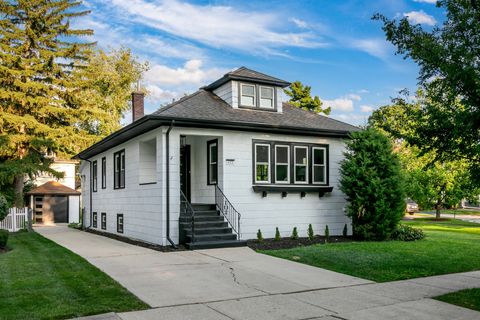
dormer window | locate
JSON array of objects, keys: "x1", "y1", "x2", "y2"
[
  {"x1": 239, "y1": 83, "x2": 275, "y2": 110},
  {"x1": 240, "y1": 84, "x2": 256, "y2": 107},
  {"x1": 260, "y1": 86, "x2": 274, "y2": 109}
]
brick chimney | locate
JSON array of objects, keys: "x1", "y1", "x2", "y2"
[{"x1": 132, "y1": 92, "x2": 145, "y2": 122}]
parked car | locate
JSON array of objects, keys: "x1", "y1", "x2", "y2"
[{"x1": 406, "y1": 199, "x2": 419, "y2": 215}]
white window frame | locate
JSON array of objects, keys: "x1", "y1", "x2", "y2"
[
  {"x1": 294, "y1": 146, "x2": 309, "y2": 184},
  {"x1": 208, "y1": 141, "x2": 218, "y2": 185},
  {"x1": 275, "y1": 145, "x2": 290, "y2": 184},
  {"x1": 254, "y1": 143, "x2": 271, "y2": 184},
  {"x1": 240, "y1": 83, "x2": 256, "y2": 107},
  {"x1": 312, "y1": 147, "x2": 327, "y2": 184},
  {"x1": 259, "y1": 86, "x2": 274, "y2": 109}
]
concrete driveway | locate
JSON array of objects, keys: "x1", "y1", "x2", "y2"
[{"x1": 36, "y1": 226, "x2": 480, "y2": 320}]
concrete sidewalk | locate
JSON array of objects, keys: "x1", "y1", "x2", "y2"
[{"x1": 36, "y1": 226, "x2": 480, "y2": 320}]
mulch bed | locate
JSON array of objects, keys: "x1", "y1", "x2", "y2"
[
  {"x1": 247, "y1": 235, "x2": 352, "y2": 250},
  {"x1": 85, "y1": 228, "x2": 187, "y2": 252}
]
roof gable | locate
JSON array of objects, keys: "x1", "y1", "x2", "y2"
[{"x1": 26, "y1": 181, "x2": 81, "y2": 195}]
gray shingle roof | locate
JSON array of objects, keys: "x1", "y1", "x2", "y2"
[
  {"x1": 154, "y1": 89, "x2": 358, "y2": 133},
  {"x1": 204, "y1": 66, "x2": 291, "y2": 90}
]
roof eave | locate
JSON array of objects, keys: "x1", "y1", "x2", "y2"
[{"x1": 204, "y1": 75, "x2": 290, "y2": 91}]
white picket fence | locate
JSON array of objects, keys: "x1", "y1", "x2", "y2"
[{"x1": 0, "y1": 207, "x2": 28, "y2": 232}]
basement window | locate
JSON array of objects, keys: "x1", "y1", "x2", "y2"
[
  {"x1": 101, "y1": 212, "x2": 106, "y2": 230},
  {"x1": 92, "y1": 212, "x2": 97, "y2": 228},
  {"x1": 117, "y1": 214, "x2": 124, "y2": 233}
]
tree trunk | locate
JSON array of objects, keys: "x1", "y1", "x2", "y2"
[
  {"x1": 435, "y1": 199, "x2": 442, "y2": 220},
  {"x1": 13, "y1": 174, "x2": 24, "y2": 208}
]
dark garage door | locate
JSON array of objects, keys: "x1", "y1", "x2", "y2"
[{"x1": 43, "y1": 195, "x2": 68, "y2": 223}]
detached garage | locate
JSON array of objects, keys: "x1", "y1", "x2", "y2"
[{"x1": 27, "y1": 181, "x2": 81, "y2": 225}]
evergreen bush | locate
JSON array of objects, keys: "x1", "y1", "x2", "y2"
[
  {"x1": 274, "y1": 227, "x2": 281, "y2": 241},
  {"x1": 291, "y1": 227, "x2": 299, "y2": 240},
  {"x1": 324, "y1": 225, "x2": 330, "y2": 242},
  {"x1": 0, "y1": 194, "x2": 8, "y2": 221},
  {"x1": 392, "y1": 224, "x2": 425, "y2": 241},
  {"x1": 256, "y1": 229, "x2": 264, "y2": 242},
  {"x1": 343, "y1": 224, "x2": 348, "y2": 237},
  {"x1": 340, "y1": 128, "x2": 406, "y2": 240},
  {"x1": 307, "y1": 224, "x2": 314, "y2": 241},
  {"x1": 0, "y1": 230, "x2": 8, "y2": 248}
]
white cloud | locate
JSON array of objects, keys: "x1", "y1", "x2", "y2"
[
  {"x1": 358, "y1": 89, "x2": 369, "y2": 94},
  {"x1": 331, "y1": 114, "x2": 368, "y2": 126},
  {"x1": 109, "y1": 0, "x2": 326, "y2": 55},
  {"x1": 413, "y1": 0, "x2": 437, "y2": 4},
  {"x1": 360, "y1": 105, "x2": 375, "y2": 113},
  {"x1": 323, "y1": 97, "x2": 355, "y2": 112},
  {"x1": 346, "y1": 93, "x2": 361, "y2": 101},
  {"x1": 144, "y1": 59, "x2": 227, "y2": 87},
  {"x1": 289, "y1": 18, "x2": 308, "y2": 29},
  {"x1": 403, "y1": 10, "x2": 436, "y2": 26},
  {"x1": 145, "y1": 85, "x2": 178, "y2": 102},
  {"x1": 351, "y1": 38, "x2": 391, "y2": 60}
]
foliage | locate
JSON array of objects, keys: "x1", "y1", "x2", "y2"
[
  {"x1": 291, "y1": 227, "x2": 299, "y2": 240},
  {"x1": 0, "y1": 230, "x2": 8, "y2": 248},
  {"x1": 307, "y1": 224, "x2": 314, "y2": 241},
  {"x1": 0, "y1": 1, "x2": 147, "y2": 206},
  {"x1": 262, "y1": 219, "x2": 480, "y2": 282},
  {"x1": 373, "y1": 0, "x2": 480, "y2": 182},
  {"x1": 391, "y1": 224, "x2": 425, "y2": 241},
  {"x1": 284, "y1": 81, "x2": 331, "y2": 115},
  {"x1": 343, "y1": 224, "x2": 348, "y2": 237},
  {"x1": 435, "y1": 288, "x2": 480, "y2": 312},
  {"x1": 256, "y1": 229, "x2": 264, "y2": 242},
  {"x1": 324, "y1": 225, "x2": 330, "y2": 242},
  {"x1": 340, "y1": 128, "x2": 406, "y2": 240},
  {"x1": 0, "y1": 194, "x2": 8, "y2": 220},
  {"x1": 274, "y1": 227, "x2": 281, "y2": 241},
  {"x1": 68, "y1": 223, "x2": 82, "y2": 230},
  {"x1": 370, "y1": 104, "x2": 480, "y2": 218}
]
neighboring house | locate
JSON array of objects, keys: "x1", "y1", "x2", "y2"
[
  {"x1": 75, "y1": 67, "x2": 358, "y2": 249},
  {"x1": 26, "y1": 159, "x2": 81, "y2": 225}
]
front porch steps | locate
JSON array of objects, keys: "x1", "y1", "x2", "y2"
[{"x1": 180, "y1": 204, "x2": 247, "y2": 249}]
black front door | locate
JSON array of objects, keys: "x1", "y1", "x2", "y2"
[{"x1": 180, "y1": 145, "x2": 191, "y2": 202}]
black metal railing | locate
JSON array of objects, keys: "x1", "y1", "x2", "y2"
[
  {"x1": 215, "y1": 185, "x2": 241, "y2": 239},
  {"x1": 180, "y1": 190, "x2": 195, "y2": 243}
]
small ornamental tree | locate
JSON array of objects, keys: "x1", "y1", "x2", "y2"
[
  {"x1": 307, "y1": 224, "x2": 314, "y2": 241},
  {"x1": 291, "y1": 227, "x2": 299, "y2": 240},
  {"x1": 274, "y1": 227, "x2": 281, "y2": 241},
  {"x1": 340, "y1": 128, "x2": 406, "y2": 240},
  {"x1": 256, "y1": 229, "x2": 264, "y2": 242},
  {"x1": 324, "y1": 225, "x2": 330, "y2": 242}
]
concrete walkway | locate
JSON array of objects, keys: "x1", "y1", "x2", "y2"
[{"x1": 36, "y1": 226, "x2": 480, "y2": 320}]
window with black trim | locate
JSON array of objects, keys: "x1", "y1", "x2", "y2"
[
  {"x1": 275, "y1": 145, "x2": 290, "y2": 183},
  {"x1": 294, "y1": 146, "x2": 308, "y2": 184},
  {"x1": 117, "y1": 214, "x2": 124, "y2": 233},
  {"x1": 254, "y1": 144, "x2": 270, "y2": 183},
  {"x1": 101, "y1": 212, "x2": 106, "y2": 230},
  {"x1": 101, "y1": 157, "x2": 106, "y2": 189},
  {"x1": 114, "y1": 150, "x2": 125, "y2": 189},
  {"x1": 93, "y1": 212, "x2": 97, "y2": 228},
  {"x1": 92, "y1": 160, "x2": 98, "y2": 192},
  {"x1": 207, "y1": 140, "x2": 218, "y2": 185},
  {"x1": 252, "y1": 141, "x2": 329, "y2": 186},
  {"x1": 312, "y1": 147, "x2": 327, "y2": 184}
]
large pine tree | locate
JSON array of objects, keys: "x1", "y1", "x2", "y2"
[{"x1": 0, "y1": 1, "x2": 143, "y2": 206}]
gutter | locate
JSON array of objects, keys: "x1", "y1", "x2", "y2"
[{"x1": 165, "y1": 121, "x2": 177, "y2": 248}]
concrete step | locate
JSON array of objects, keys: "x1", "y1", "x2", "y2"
[
  {"x1": 185, "y1": 227, "x2": 233, "y2": 235},
  {"x1": 186, "y1": 233, "x2": 237, "y2": 242},
  {"x1": 186, "y1": 239, "x2": 247, "y2": 250},
  {"x1": 191, "y1": 204, "x2": 216, "y2": 211},
  {"x1": 180, "y1": 221, "x2": 229, "y2": 229},
  {"x1": 179, "y1": 215, "x2": 224, "y2": 223}
]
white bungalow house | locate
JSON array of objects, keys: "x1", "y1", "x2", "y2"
[{"x1": 75, "y1": 67, "x2": 358, "y2": 249}]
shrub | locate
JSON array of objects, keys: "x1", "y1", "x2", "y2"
[
  {"x1": 256, "y1": 229, "x2": 264, "y2": 242},
  {"x1": 392, "y1": 224, "x2": 425, "y2": 241},
  {"x1": 291, "y1": 227, "x2": 298, "y2": 240},
  {"x1": 324, "y1": 225, "x2": 330, "y2": 242},
  {"x1": 343, "y1": 224, "x2": 348, "y2": 237},
  {"x1": 274, "y1": 227, "x2": 281, "y2": 241},
  {"x1": 0, "y1": 194, "x2": 8, "y2": 221},
  {"x1": 0, "y1": 230, "x2": 8, "y2": 248},
  {"x1": 307, "y1": 224, "x2": 314, "y2": 241},
  {"x1": 340, "y1": 128, "x2": 406, "y2": 240}
]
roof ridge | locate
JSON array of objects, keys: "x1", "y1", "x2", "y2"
[{"x1": 154, "y1": 90, "x2": 203, "y2": 114}]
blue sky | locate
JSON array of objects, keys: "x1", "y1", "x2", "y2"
[{"x1": 80, "y1": 0, "x2": 443, "y2": 125}]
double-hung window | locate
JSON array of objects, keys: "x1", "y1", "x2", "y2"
[
  {"x1": 114, "y1": 150, "x2": 125, "y2": 189},
  {"x1": 92, "y1": 161, "x2": 98, "y2": 192},
  {"x1": 275, "y1": 145, "x2": 290, "y2": 183},
  {"x1": 259, "y1": 86, "x2": 274, "y2": 109},
  {"x1": 101, "y1": 157, "x2": 106, "y2": 189},
  {"x1": 294, "y1": 146, "x2": 309, "y2": 184},
  {"x1": 255, "y1": 144, "x2": 270, "y2": 183},
  {"x1": 312, "y1": 147, "x2": 327, "y2": 184},
  {"x1": 240, "y1": 84, "x2": 256, "y2": 107},
  {"x1": 207, "y1": 140, "x2": 218, "y2": 185}
]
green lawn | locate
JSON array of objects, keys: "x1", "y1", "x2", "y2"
[
  {"x1": 0, "y1": 232, "x2": 148, "y2": 320},
  {"x1": 420, "y1": 209, "x2": 480, "y2": 216},
  {"x1": 435, "y1": 288, "x2": 480, "y2": 312},
  {"x1": 261, "y1": 219, "x2": 480, "y2": 282}
]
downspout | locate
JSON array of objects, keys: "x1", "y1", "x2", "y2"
[
  {"x1": 165, "y1": 121, "x2": 177, "y2": 248},
  {"x1": 81, "y1": 158, "x2": 93, "y2": 229}
]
